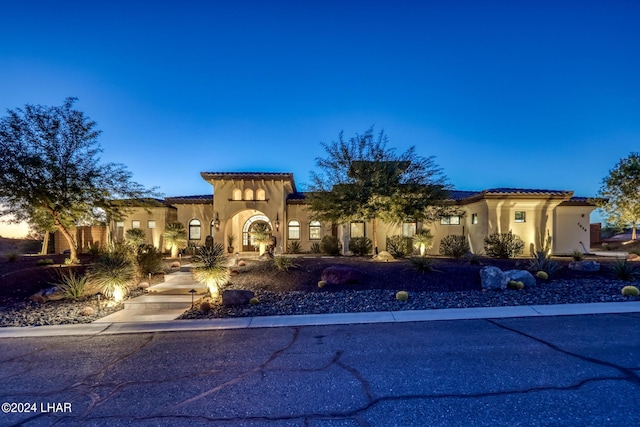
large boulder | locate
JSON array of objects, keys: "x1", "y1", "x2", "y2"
[
  {"x1": 373, "y1": 251, "x2": 395, "y2": 262},
  {"x1": 29, "y1": 286, "x2": 65, "y2": 303},
  {"x1": 321, "y1": 265, "x2": 364, "y2": 285},
  {"x1": 480, "y1": 266, "x2": 508, "y2": 290},
  {"x1": 568, "y1": 261, "x2": 600, "y2": 272},
  {"x1": 222, "y1": 290, "x2": 255, "y2": 306},
  {"x1": 504, "y1": 270, "x2": 536, "y2": 288}
]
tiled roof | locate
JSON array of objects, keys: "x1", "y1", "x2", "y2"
[
  {"x1": 165, "y1": 195, "x2": 212, "y2": 204},
  {"x1": 482, "y1": 188, "x2": 573, "y2": 196},
  {"x1": 201, "y1": 172, "x2": 295, "y2": 179},
  {"x1": 447, "y1": 190, "x2": 481, "y2": 201},
  {"x1": 287, "y1": 192, "x2": 307, "y2": 200}
]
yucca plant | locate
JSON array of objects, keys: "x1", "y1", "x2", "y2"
[
  {"x1": 413, "y1": 229, "x2": 434, "y2": 257},
  {"x1": 529, "y1": 230, "x2": 557, "y2": 275},
  {"x1": 250, "y1": 223, "x2": 272, "y2": 255},
  {"x1": 164, "y1": 222, "x2": 187, "y2": 258},
  {"x1": 310, "y1": 242, "x2": 321, "y2": 254},
  {"x1": 125, "y1": 228, "x2": 146, "y2": 249},
  {"x1": 287, "y1": 240, "x2": 302, "y2": 254},
  {"x1": 90, "y1": 246, "x2": 136, "y2": 301},
  {"x1": 136, "y1": 244, "x2": 164, "y2": 277},
  {"x1": 409, "y1": 256, "x2": 438, "y2": 273},
  {"x1": 273, "y1": 255, "x2": 300, "y2": 271},
  {"x1": 192, "y1": 243, "x2": 230, "y2": 297},
  {"x1": 53, "y1": 270, "x2": 88, "y2": 300},
  {"x1": 611, "y1": 259, "x2": 637, "y2": 281}
]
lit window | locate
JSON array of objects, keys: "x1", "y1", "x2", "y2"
[
  {"x1": 288, "y1": 220, "x2": 300, "y2": 240},
  {"x1": 148, "y1": 220, "x2": 156, "y2": 229},
  {"x1": 244, "y1": 189, "x2": 254, "y2": 200},
  {"x1": 440, "y1": 216, "x2": 461, "y2": 225},
  {"x1": 402, "y1": 221, "x2": 417, "y2": 237},
  {"x1": 309, "y1": 221, "x2": 322, "y2": 240},
  {"x1": 132, "y1": 220, "x2": 140, "y2": 229},
  {"x1": 515, "y1": 211, "x2": 526, "y2": 223},
  {"x1": 471, "y1": 214, "x2": 478, "y2": 225},
  {"x1": 232, "y1": 189, "x2": 242, "y2": 200},
  {"x1": 350, "y1": 221, "x2": 365, "y2": 237},
  {"x1": 189, "y1": 219, "x2": 201, "y2": 240},
  {"x1": 256, "y1": 189, "x2": 266, "y2": 200},
  {"x1": 116, "y1": 221, "x2": 124, "y2": 228}
]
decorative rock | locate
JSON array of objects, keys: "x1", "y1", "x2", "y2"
[
  {"x1": 138, "y1": 282, "x2": 150, "y2": 289},
  {"x1": 238, "y1": 261, "x2": 246, "y2": 267},
  {"x1": 627, "y1": 253, "x2": 639, "y2": 261},
  {"x1": 504, "y1": 270, "x2": 536, "y2": 288},
  {"x1": 222, "y1": 289, "x2": 255, "y2": 306},
  {"x1": 29, "y1": 286, "x2": 65, "y2": 303},
  {"x1": 321, "y1": 266, "x2": 364, "y2": 285},
  {"x1": 480, "y1": 266, "x2": 508, "y2": 290},
  {"x1": 568, "y1": 261, "x2": 600, "y2": 272},
  {"x1": 373, "y1": 251, "x2": 394, "y2": 262},
  {"x1": 79, "y1": 306, "x2": 95, "y2": 316},
  {"x1": 171, "y1": 261, "x2": 181, "y2": 268}
]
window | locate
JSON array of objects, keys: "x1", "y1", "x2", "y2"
[
  {"x1": 244, "y1": 188, "x2": 254, "y2": 200},
  {"x1": 256, "y1": 188, "x2": 266, "y2": 200},
  {"x1": 232, "y1": 188, "x2": 242, "y2": 200},
  {"x1": 402, "y1": 221, "x2": 417, "y2": 237},
  {"x1": 132, "y1": 220, "x2": 140, "y2": 229},
  {"x1": 471, "y1": 213, "x2": 478, "y2": 225},
  {"x1": 440, "y1": 216, "x2": 461, "y2": 225},
  {"x1": 350, "y1": 221, "x2": 365, "y2": 238},
  {"x1": 116, "y1": 221, "x2": 124, "y2": 228},
  {"x1": 515, "y1": 211, "x2": 526, "y2": 223},
  {"x1": 309, "y1": 221, "x2": 322, "y2": 240},
  {"x1": 288, "y1": 220, "x2": 300, "y2": 240},
  {"x1": 189, "y1": 219, "x2": 201, "y2": 240},
  {"x1": 148, "y1": 220, "x2": 156, "y2": 229}
]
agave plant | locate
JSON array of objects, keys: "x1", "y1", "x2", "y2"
[
  {"x1": 192, "y1": 243, "x2": 230, "y2": 297},
  {"x1": 125, "y1": 228, "x2": 146, "y2": 249},
  {"x1": 164, "y1": 222, "x2": 187, "y2": 258},
  {"x1": 413, "y1": 229, "x2": 434, "y2": 257}
]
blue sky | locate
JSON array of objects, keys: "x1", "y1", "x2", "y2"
[{"x1": 1, "y1": 1, "x2": 639, "y2": 235}]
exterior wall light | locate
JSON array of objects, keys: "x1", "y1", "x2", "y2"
[
  {"x1": 275, "y1": 213, "x2": 280, "y2": 232},
  {"x1": 214, "y1": 212, "x2": 220, "y2": 230}
]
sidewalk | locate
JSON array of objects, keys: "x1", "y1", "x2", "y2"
[{"x1": 1, "y1": 301, "x2": 639, "y2": 338}]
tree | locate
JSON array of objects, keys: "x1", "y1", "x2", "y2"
[
  {"x1": 597, "y1": 153, "x2": 640, "y2": 240},
  {"x1": 0, "y1": 98, "x2": 155, "y2": 261},
  {"x1": 307, "y1": 127, "x2": 453, "y2": 254},
  {"x1": 250, "y1": 222, "x2": 272, "y2": 256},
  {"x1": 163, "y1": 222, "x2": 187, "y2": 258}
]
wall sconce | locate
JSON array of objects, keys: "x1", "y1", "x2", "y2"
[
  {"x1": 214, "y1": 212, "x2": 220, "y2": 231},
  {"x1": 275, "y1": 213, "x2": 280, "y2": 232}
]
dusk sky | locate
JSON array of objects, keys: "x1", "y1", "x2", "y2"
[{"x1": 1, "y1": 1, "x2": 639, "y2": 235}]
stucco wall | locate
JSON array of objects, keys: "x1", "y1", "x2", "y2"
[
  {"x1": 109, "y1": 206, "x2": 176, "y2": 251},
  {"x1": 553, "y1": 205, "x2": 594, "y2": 254}
]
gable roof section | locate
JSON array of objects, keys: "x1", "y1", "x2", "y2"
[{"x1": 165, "y1": 194, "x2": 212, "y2": 204}]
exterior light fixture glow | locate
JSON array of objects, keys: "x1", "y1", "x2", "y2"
[
  {"x1": 214, "y1": 212, "x2": 220, "y2": 230},
  {"x1": 275, "y1": 213, "x2": 280, "y2": 232}
]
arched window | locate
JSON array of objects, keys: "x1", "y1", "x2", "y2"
[
  {"x1": 189, "y1": 219, "x2": 201, "y2": 240},
  {"x1": 232, "y1": 189, "x2": 242, "y2": 200},
  {"x1": 244, "y1": 188, "x2": 254, "y2": 200},
  {"x1": 309, "y1": 221, "x2": 321, "y2": 240},
  {"x1": 256, "y1": 188, "x2": 266, "y2": 200},
  {"x1": 288, "y1": 220, "x2": 300, "y2": 240}
]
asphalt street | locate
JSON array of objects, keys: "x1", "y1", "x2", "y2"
[{"x1": 1, "y1": 313, "x2": 639, "y2": 426}]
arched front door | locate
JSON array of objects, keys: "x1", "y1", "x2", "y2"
[{"x1": 242, "y1": 215, "x2": 273, "y2": 251}]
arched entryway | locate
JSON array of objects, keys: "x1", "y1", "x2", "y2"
[{"x1": 241, "y1": 214, "x2": 273, "y2": 252}]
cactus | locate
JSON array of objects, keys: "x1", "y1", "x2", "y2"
[
  {"x1": 249, "y1": 297, "x2": 260, "y2": 305},
  {"x1": 536, "y1": 271, "x2": 549, "y2": 280},
  {"x1": 621, "y1": 286, "x2": 639, "y2": 297},
  {"x1": 199, "y1": 301, "x2": 212, "y2": 312},
  {"x1": 318, "y1": 281, "x2": 326, "y2": 288},
  {"x1": 396, "y1": 291, "x2": 409, "y2": 301}
]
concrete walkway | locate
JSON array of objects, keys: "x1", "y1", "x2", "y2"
[{"x1": 1, "y1": 301, "x2": 639, "y2": 339}]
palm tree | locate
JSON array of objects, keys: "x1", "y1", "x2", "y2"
[
  {"x1": 413, "y1": 229, "x2": 434, "y2": 257},
  {"x1": 125, "y1": 228, "x2": 146, "y2": 249},
  {"x1": 192, "y1": 243, "x2": 230, "y2": 297},
  {"x1": 250, "y1": 222, "x2": 272, "y2": 256},
  {"x1": 163, "y1": 222, "x2": 187, "y2": 258}
]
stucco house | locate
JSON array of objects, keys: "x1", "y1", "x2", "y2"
[{"x1": 100, "y1": 171, "x2": 597, "y2": 257}]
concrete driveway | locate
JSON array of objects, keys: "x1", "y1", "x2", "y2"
[{"x1": 1, "y1": 313, "x2": 639, "y2": 426}]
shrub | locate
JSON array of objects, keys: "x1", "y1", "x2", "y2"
[
  {"x1": 571, "y1": 250, "x2": 585, "y2": 261},
  {"x1": 192, "y1": 243, "x2": 230, "y2": 296},
  {"x1": 529, "y1": 251, "x2": 558, "y2": 275},
  {"x1": 6, "y1": 252, "x2": 19, "y2": 262},
  {"x1": 440, "y1": 235, "x2": 470, "y2": 258},
  {"x1": 310, "y1": 242, "x2": 321, "y2": 254},
  {"x1": 621, "y1": 286, "x2": 639, "y2": 297},
  {"x1": 409, "y1": 257, "x2": 437, "y2": 273},
  {"x1": 536, "y1": 271, "x2": 549, "y2": 280},
  {"x1": 249, "y1": 297, "x2": 260, "y2": 305},
  {"x1": 611, "y1": 259, "x2": 637, "y2": 281},
  {"x1": 273, "y1": 256, "x2": 299, "y2": 271},
  {"x1": 396, "y1": 291, "x2": 409, "y2": 301},
  {"x1": 349, "y1": 237, "x2": 373, "y2": 256},
  {"x1": 136, "y1": 244, "x2": 164, "y2": 277},
  {"x1": 199, "y1": 301, "x2": 212, "y2": 312},
  {"x1": 287, "y1": 240, "x2": 302, "y2": 254},
  {"x1": 87, "y1": 243, "x2": 103, "y2": 256},
  {"x1": 484, "y1": 231, "x2": 524, "y2": 258},
  {"x1": 36, "y1": 258, "x2": 54, "y2": 266},
  {"x1": 412, "y1": 229, "x2": 434, "y2": 256},
  {"x1": 465, "y1": 252, "x2": 483, "y2": 265},
  {"x1": 53, "y1": 270, "x2": 88, "y2": 300},
  {"x1": 386, "y1": 235, "x2": 414, "y2": 258},
  {"x1": 90, "y1": 247, "x2": 136, "y2": 300},
  {"x1": 320, "y1": 236, "x2": 341, "y2": 256}
]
